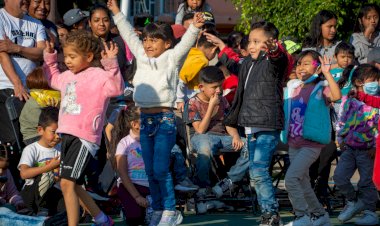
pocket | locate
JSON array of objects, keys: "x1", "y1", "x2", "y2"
[
  {"x1": 140, "y1": 116, "x2": 157, "y2": 135},
  {"x1": 159, "y1": 113, "x2": 176, "y2": 132}
]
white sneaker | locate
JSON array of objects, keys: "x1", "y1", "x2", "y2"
[
  {"x1": 157, "y1": 210, "x2": 183, "y2": 226},
  {"x1": 149, "y1": 211, "x2": 163, "y2": 226},
  {"x1": 355, "y1": 210, "x2": 379, "y2": 226},
  {"x1": 337, "y1": 200, "x2": 365, "y2": 223},
  {"x1": 196, "y1": 201, "x2": 215, "y2": 214},
  {"x1": 174, "y1": 177, "x2": 199, "y2": 192},
  {"x1": 212, "y1": 178, "x2": 233, "y2": 198},
  {"x1": 285, "y1": 215, "x2": 312, "y2": 226},
  {"x1": 311, "y1": 212, "x2": 331, "y2": 226}
]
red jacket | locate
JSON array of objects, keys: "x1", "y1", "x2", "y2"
[{"x1": 357, "y1": 91, "x2": 380, "y2": 190}]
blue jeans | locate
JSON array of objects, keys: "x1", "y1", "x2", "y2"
[
  {"x1": 140, "y1": 112, "x2": 176, "y2": 211},
  {"x1": 248, "y1": 131, "x2": 280, "y2": 213},
  {"x1": 227, "y1": 145, "x2": 249, "y2": 183},
  {"x1": 333, "y1": 146, "x2": 377, "y2": 211},
  {"x1": 191, "y1": 133, "x2": 246, "y2": 187},
  {"x1": 171, "y1": 144, "x2": 188, "y2": 182}
]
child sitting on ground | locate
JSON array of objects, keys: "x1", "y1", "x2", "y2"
[
  {"x1": 18, "y1": 107, "x2": 62, "y2": 216},
  {"x1": 0, "y1": 143, "x2": 26, "y2": 213}
]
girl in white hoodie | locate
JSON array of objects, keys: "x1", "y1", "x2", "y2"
[{"x1": 107, "y1": 1, "x2": 204, "y2": 225}]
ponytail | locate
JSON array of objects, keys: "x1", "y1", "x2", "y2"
[
  {"x1": 108, "y1": 105, "x2": 140, "y2": 169},
  {"x1": 337, "y1": 65, "x2": 356, "y2": 89}
]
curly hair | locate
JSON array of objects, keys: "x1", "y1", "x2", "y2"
[{"x1": 63, "y1": 30, "x2": 102, "y2": 67}]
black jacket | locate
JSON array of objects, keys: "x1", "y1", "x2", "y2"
[{"x1": 224, "y1": 50, "x2": 288, "y2": 130}]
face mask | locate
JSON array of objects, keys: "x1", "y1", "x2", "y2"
[{"x1": 363, "y1": 81, "x2": 379, "y2": 95}]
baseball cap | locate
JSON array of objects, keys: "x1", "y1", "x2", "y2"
[
  {"x1": 368, "y1": 47, "x2": 380, "y2": 63},
  {"x1": 283, "y1": 40, "x2": 301, "y2": 55},
  {"x1": 203, "y1": 11, "x2": 215, "y2": 26},
  {"x1": 63, "y1": 8, "x2": 89, "y2": 27}
]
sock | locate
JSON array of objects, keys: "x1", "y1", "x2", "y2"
[{"x1": 94, "y1": 211, "x2": 108, "y2": 224}]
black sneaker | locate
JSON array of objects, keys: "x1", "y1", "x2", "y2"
[
  {"x1": 212, "y1": 178, "x2": 233, "y2": 198},
  {"x1": 259, "y1": 212, "x2": 283, "y2": 226}
]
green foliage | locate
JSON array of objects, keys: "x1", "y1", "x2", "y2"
[{"x1": 230, "y1": 0, "x2": 380, "y2": 42}]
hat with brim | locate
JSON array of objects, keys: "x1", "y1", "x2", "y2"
[{"x1": 63, "y1": 8, "x2": 89, "y2": 27}]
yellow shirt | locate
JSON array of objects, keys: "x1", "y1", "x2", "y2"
[{"x1": 179, "y1": 47, "x2": 209, "y2": 90}]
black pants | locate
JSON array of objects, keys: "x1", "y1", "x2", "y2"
[
  {"x1": 309, "y1": 141, "x2": 337, "y2": 197},
  {"x1": 0, "y1": 89, "x2": 17, "y2": 143},
  {"x1": 0, "y1": 89, "x2": 23, "y2": 189},
  {"x1": 21, "y1": 174, "x2": 64, "y2": 216}
]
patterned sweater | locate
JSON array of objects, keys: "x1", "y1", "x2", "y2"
[{"x1": 337, "y1": 96, "x2": 379, "y2": 149}]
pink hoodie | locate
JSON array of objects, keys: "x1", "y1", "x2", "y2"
[{"x1": 43, "y1": 51, "x2": 124, "y2": 145}]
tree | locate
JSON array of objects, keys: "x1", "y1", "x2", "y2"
[{"x1": 230, "y1": 0, "x2": 380, "y2": 42}]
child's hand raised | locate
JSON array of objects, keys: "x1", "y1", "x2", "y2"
[
  {"x1": 107, "y1": 0, "x2": 120, "y2": 15},
  {"x1": 44, "y1": 40, "x2": 54, "y2": 54},
  {"x1": 193, "y1": 12, "x2": 205, "y2": 29},
  {"x1": 265, "y1": 38, "x2": 278, "y2": 53},
  {"x1": 319, "y1": 55, "x2": 332, "y2": 75},
  {"x1": 204, "y1": 32, "x2": 225, "y2": 50},
  {"x1": 101, "y1": 41, "x2": 119, "y2": 59}
]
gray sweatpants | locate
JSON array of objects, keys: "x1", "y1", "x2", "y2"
[
  {"x1": 285, "y1": 146, "x2": 326, "y2": 217},
  {"x1": 333, "y1": 147, "x2": 377, "y2": 211}
]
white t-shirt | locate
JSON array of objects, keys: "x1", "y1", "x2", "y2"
[
  {"x1": 115, "y1": 134, "x2": 149, "y2": 187},
  {"x1": 0, "y1": 8, "x2": 46, "y2": 89},
  {"x1": 18, "y1": 142, "x2": 59, "y2": 186}
]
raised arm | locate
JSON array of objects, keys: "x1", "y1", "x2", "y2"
[
  {"x1": 320, "y1": 56, "x2": 342, "y2": 102},
  {"x1": 42, "y1": 41, "x2": 63, "y2": 91},
  {"x1": 172, "y1": 13, "x2": 204, "y2": 61},
  {"x1": 101, "y1": 41, "x2": 124, "y2": 97},
  {"x1": 108, "y1": 0, "x2": 144, "y2": 57},
  {"x1": 357, "y1": 91, "x2": 380, "y2": 108}
]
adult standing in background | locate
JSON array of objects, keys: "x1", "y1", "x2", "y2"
[
  {"x1": 88, "y1": 4, "x2": 131, "y2": 83},
  {"x1": 0, "y1": 0, "x2": 46, "y2": 190},
  {"x1": 26, "y1": 0, "x2": 58, "y2": 41},
  {"x1": 0, "y1": 0, "x2": 46, "y2": 144}
]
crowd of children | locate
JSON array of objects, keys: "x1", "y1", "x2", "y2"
[{"x1": 3, "y1": 0, "x2": 380, "y2": 226}]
